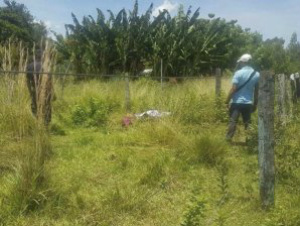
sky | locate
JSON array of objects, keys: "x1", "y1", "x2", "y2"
[{"x1": 2, "y1": 0, "x2": 300, "y2": 43}]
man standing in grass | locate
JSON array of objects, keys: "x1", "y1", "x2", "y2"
[
  {"x1": 225, "y1": 54, "x2": 260, "y2": 141},
  {"x1": 26, "y1": 50, "x2": 53, "y2": 126}
]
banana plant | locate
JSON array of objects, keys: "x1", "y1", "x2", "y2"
[{"x1": 57, "y1": 0, "x2": 269, "y2": 77}]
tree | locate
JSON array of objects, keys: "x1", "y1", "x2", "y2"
[
  {"x1": 0, "y1": 0, "x2": 47, "y2": 44},
  {"x1": 59, "y1": 1, "x2": 265, "y2": 77},
  {"x1": 287, "y1": 32, "x2": 300, "y2": 73},
  {"x1": 254, "y1": 38, "x2": 289, "y2": 74}
]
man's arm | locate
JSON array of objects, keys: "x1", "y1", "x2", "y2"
[
  {"x1": 252, "y1": 84, "x2": 259, "y2": 112},
  {"x1": 225, "y1": 84, "x2": 237, "y2": 105}
]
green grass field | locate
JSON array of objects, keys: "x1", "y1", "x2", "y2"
[{"x1": 1, "y1": 76, "x2": 300, "y2": 226}]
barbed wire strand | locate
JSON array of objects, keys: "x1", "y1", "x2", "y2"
[{"x1": 0, "y1": 70, "x2": 218, "y2": 80}]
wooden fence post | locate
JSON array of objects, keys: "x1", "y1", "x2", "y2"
[
  {"x1": 277, "y1": 74, "x2": 286, "y2": 125},
  {"x1": 125, "y1": 73, "x2": 131, "y2": 113},
  {"x1": 258, "y1": 71, "x2": 275, "y2": 209},
  {"x1": 215, "y1": 68, "x2": 222, "y2": 97},
  {"x1": 295, "y1": 73, "x2": 300, "y2": 98},
  {"x1": 61, "y1": 74, "x2": 66, "y2": 99},
  {"x1": 287, "y1": 77, "x2": 294, "y2": 118}
]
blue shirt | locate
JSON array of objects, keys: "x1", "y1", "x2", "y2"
[{"x1": 231, "y1": 66, "x2": 260, "y2": 104}]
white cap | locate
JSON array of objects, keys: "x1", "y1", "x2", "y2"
[
  {"x1": 237, "y1": 54, "x2": 252, "y2": 63},
  {"x1": 290, "y1": 74, "x2": 295, "y2": 81}
]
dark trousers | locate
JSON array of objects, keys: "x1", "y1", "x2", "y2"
[{"x1": 226, "y1": 103, "x2": 253, "y2": 140}]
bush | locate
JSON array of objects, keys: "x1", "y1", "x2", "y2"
[
  {"x1": 71, "y1": 97, "x2": 120, "y2": 127},
  {"x1": 181, "y1": 196, "x2": 206, "y2": 226}
]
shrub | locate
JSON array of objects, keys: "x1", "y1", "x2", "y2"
[
  {"x1": 181, "y1": 196, "x2": 206, "y2": 226},
  {"x1": 71, "y1": 97, "x2": 120, "y2": 127},
  {"x1": 71, "y1": 104, "x2": 88, "y2": 125}
]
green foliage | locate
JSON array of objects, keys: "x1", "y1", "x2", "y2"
[
  {"x1": 287, "y1": 32, "x2": 300, "y2": 73},
  {"x1": 254, "y1": 38, "x2": 289, "y2": 73},
  {"x1": 2, "y1": 47, "x2": 300, "y2": 225},
  {"x1": 0, "y1": 0, "x2": 47, "y2": 44},
  {"x1": 216, "y1": 162, "x2": 230, "y2": 206},
  {"x1": 71, "y1": 97, "x2": 120, "y2": 127},
  {"x1": 264, "y1": 205, "x2": 300, "y2": 226},
  {"x1": 181, "y1": 196, "x2": 206, "y2": 226},
  {"x1": 0, "y1": 41, "x2": 55, "y2": 217},
  {"x1": 57, "y1": 1, "x2": 266, "y2": 77},
  {"x1": 275, "y1": 123, "x2": 300, "y2": 180},
  {"x1": 253, "y1": 34, "x2": 300, "y2": 74},
  {"x1": 215, "y1": 95, "x2": 228, "y2": 123}
]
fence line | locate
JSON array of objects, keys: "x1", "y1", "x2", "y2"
[{"x1": 0, "y1": 70, "x2": 219, "y2": 80}]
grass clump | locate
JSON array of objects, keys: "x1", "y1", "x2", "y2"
[{"x1": 190, "y1": 135, "x2": 228, "y2": 166}]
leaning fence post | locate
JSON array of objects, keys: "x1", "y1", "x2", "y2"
[
  {"x1": 258, "y1": 71, "x2": 275, "y2": 209},
  {"x1": 125, "y1": 73, "x2": 131, "y2": 113},
  {"x1": 277, "y1": 74, "x2": 286, "y2": 125},
  {"x1": 215, "y1": 68, "x2": 222, "y2": 97}
]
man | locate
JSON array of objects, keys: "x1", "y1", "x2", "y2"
[
  {"x1": 26, "y1": 50, "x2": 53, "y2": 126},
  {"x1": 225, "y1": 53, "x2": 260, "y2": 141},
  {"x1": 290, "y1": 73, "x2": 297, "y2": 103}
]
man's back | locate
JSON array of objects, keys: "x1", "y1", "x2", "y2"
[
  {"x1": 231, "y1": 66, "x2": 260, "y2": 104},
  {"x1": 26, "y1": 60, "x2": 52, "y2": 125}
]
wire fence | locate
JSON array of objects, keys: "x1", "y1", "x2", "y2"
[
  {"x1": 0, "y1": 70, "x2": 220, "y2": 79},
  {"x1": 0, "y1": 69, "x2": 231, "y2": 119}
]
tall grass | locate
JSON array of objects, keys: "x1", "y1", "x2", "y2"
[
  {"x1": 0, "y1": 40, "x2": 56, "y2": 218},
  {"x1": 2, "y1": 51, "x2": 300, "y2": 226}
]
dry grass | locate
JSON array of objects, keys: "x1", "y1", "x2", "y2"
[{"x1": 0, "y1": 40, "x2": 56, "y2": 217}]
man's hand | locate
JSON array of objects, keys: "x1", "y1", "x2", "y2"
[
  {"x1": 225, "y1": 84, "x2": 237, "y2": 110},
  {"x1": 225, "y1": 102, "x2": 231, "y2": 110}
]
